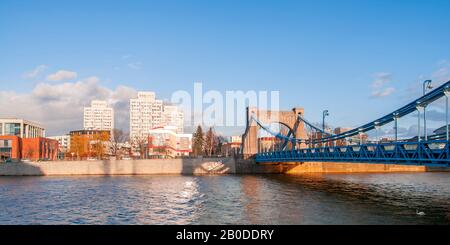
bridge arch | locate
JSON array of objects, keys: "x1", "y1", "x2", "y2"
[{"x1": 241, "y1": 107, "x2": 307, "y2": 158}]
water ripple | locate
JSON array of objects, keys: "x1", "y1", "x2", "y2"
[{"x1": 0, "y1": 173, "x2": 448, "y2": 224}]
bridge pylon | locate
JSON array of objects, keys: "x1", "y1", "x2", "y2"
[{"x1": 241, "y1": 106, "x2": 307, "y2": 159}]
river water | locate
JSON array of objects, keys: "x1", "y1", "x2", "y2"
[{"x1": 0, "y1": 173, "x2": 448, "y2": 225}]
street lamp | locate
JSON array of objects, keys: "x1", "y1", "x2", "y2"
[
  {"x1": 374, "y1": 122, "x2": 380, "y2": 143},
  {"x1": 358, "y1": 129, "x2": 363, "y2": 145},
  {"x1": 445, "y1": 87, "x2": 450, "y2": 141},
  {"x1": 393, "y1": 112, "x2": 399, "y2": 142},
  {"x1": 416, "y1": 102, "x2": 423, "y2": 142},
  {"x1": 322, "y1": 110, "x2": 329, "y2": 133},
  {"x1": 423, "y1": 80, "x2": 433, "y2": 141}
]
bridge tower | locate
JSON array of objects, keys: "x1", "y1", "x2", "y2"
[{"x1": 241, "y1": 107, "x2": 307, "y2": 159}]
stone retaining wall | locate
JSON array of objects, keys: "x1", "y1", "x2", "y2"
[
  {"x1": 0, "y1": 158, "x2": 446, "y2": 176},
  {"x1": 0, "y1": 158, "x2": 236, "y2": 176}
]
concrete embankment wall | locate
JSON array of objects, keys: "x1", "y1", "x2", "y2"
[
  {"x1": 236, "y1": 161, "x2": 447, "y2": 174},
  {"x1": 0, "y1": 158, "x2": 237, "y2": 176},
  {"x1": 0, "y1": 158, "x2": 447, "y2": 176},
  {"x1": 281, "y1": 162, "x2": 430, "y2": 174}
]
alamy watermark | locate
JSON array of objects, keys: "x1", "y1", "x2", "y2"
[{"x1": 170, "y1": 82, "x2": 280, "y2": 127}]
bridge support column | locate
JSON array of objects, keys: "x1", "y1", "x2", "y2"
[
  {"x1": 242, "y1": 125, "x2": 258, "y2": 159},
  {"x1": 241, "y1": 106, "x2": 307, "y2": 158},
  {"x1": 292, "y1": 107, "x2": 307, "y2": 149}
]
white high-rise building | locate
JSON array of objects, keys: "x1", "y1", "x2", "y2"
[
  {"x1": 162, "y1": 105, "x2": 184, "y2": 134},
  {"x1": 130, "y1": 92, "x2": 163, "y2": 141},
  {"x1": 83, "y1": 100, "x2": 114, "y2": 132},
  {"x1": 48, "y1": 134, "x2": 70, "y2": 153},
  {"x1": 130, "y1": 92, "x2": 184, "y2": 142}
]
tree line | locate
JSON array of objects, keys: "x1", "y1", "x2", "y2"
[
  {"x1": 192, "y1": 125, "x2": 226, "y2": 157},
  {"x1": 68, "y1": 126, "x2": 227, "y2": 160}
]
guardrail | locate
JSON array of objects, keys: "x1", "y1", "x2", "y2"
[{"x1": 256, "y1": 140, "x2": 450, "y2": 166}]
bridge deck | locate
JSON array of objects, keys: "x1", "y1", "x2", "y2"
[{"x1": 256, "y1": 141, "x2": 450, "y2": 166}]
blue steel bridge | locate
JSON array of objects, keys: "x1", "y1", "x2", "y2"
[{"x1": 242, "y1": 80, "x2": 450, "y2": 167}]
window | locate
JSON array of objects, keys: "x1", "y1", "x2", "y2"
[
  {"x1": 0, "y1": 139, "x2": 12, "y2": 161},
  {"x1": 0, "y1": 123, "x2": 2, "y2": 135},
  {"x1": 0, "y1": 140, "x2": 11, "y2": 147},
  {"x1": 0, "y1": 147, "x2": 12, "y2": 161},
  {"x1": 5, "y1": 123, "x2": 20, "y2": 136}
]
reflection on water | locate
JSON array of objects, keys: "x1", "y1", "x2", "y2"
[{"x1": 0, "y1": 173, "x2": 448, "y2": 224}]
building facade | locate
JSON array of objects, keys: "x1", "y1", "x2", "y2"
[
  {"x1": 48, "y1": 135, "x2": 71, "y2": 153},
  {"x1": 22, "y1": 137, "x2": 59, "y2": 161},
  {"x1": 0, "y1": 136, "x2": 21, "y2": 161},
  {"x1": 83, "y1": 100, "x2": 114, "y2": 132},
  {"x1": 0, "y1": 118, "x2": 45, "y2": 138},
  {"x1": 130, "y1": 92, "x2": 184, "y2": 142},
  {"x1": 0, "y1": 136, "x2": 58, "y2": 162},
  {"x1": 69, "y1": 129, "x2": 111, "y2": 159},
  {"x1": 147, "y1": 126, "x2": 192, "y2": 158},
  {"x1": 162, "y1": 105, "x2": 184, "y2": 133},
  {"x1": 222, "y1": 136, "x2": 242, "y2": 156},
  {"x1": 130, "y1": 92, "x2": 162, "y2": 141}
]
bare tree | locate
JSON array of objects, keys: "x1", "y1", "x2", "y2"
[
  {"x1": 110, "y1": 129, "x2": 128, "y2": 159},
  {"x1": 204, "y1": 127, "x2": 219, "y2": 157},
  {"x1": 132, "y1": 136, "x2": 148, "y2": 159}
]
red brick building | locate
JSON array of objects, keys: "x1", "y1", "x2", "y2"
[
  {"x1": 0, "y1": 136, "x2": 59, "y2": 162},
  {"x1": 0, "y1": 136, "x2": 21, "y2": 161}
]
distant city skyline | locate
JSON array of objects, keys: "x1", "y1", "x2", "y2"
[{"x1": 1, "y1": 0, "x2": 450, "y2": 137}]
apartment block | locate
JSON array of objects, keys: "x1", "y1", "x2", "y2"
[
  {"x1": 83, "y1": 100, "x2": 114, "y2": 132},
  {"x1": 130, "y1": 91, "x2": 184, "y2": 142},
  {"x1": 48, "y1": 134, "x2": 71, "y2": 153}
]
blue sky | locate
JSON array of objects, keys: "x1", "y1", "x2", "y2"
[{"x1": 1, "y1": 0, "x2": 450, "y2": 136}]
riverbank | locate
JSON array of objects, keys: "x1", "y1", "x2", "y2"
[
  {"x1": 0, "y1": 158, "x2": 236, "y2": 176},
  {"x1": 0, "y1": 158, "x2": 448, "y2": 176}
]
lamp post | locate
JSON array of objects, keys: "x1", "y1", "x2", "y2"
[
  {"x1": 445, "y1": 87, "x2": 450, "y2": 141},
  {"x1": 393, "y1": 112, "x2": 399, "y2": 142},
  {"x1": 322, "y1": 110, "x2": 329, "y2": 148},
  {"x1": 358, "y1": 129, "x2": 363, "y2": 145},
  {"x1": 423, "y1": 80, "x2": 433, "y2": 141},
  {"x1": 322, "y1": 110, "x2": 329, "y2": 133},
  {"x1": 416, "y1": 103, "x2": 423, "y2": 142},
  {"x1": 374, "y1": 122, "x2": 380, "y2": 143}
]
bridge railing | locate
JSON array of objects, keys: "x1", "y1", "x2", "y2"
[{"x1": 255, "y1": 140, "x2": 450, "y2": 166}]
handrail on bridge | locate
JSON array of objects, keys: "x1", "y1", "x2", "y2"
[
  {"x1": 251, "y1": 80, "x2": 450, "y2": 145},
  {"x1": 316, "y1": 80, "x2": 450, "y2": 144},
  {"x1": 255, "y1": 140, "x2": 450, "y2": 166}
]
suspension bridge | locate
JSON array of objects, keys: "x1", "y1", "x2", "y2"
[{"x1": 242, "y1": 80, "x2": 450, "y2": 167}]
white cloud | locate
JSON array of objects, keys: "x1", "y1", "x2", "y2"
[
  {"x1": 122, "y1": 54, "x2": 132, "y2": 60},
  {"x1": 371, "y1": 72, "x2": 392, "y2": 89},
  {"x1": 127, "y1": 62, "x2": 142, "y2": 70},
  {"x1": 46, "y1": 70, "x2": 78, "y2": 81},
  {"x1": 0, "y1": 77, "x2": 137, "y2": 136},
  {"x1": 371, "y1": 87, "x2": 396, "y2": 98},
  {"x1": 370, "y1": 72, "x2": 395, "y2": 98},
  {"x1": 23, "y1": 65, "x2": 48, "y2": 79},
  {"x1": 401, "y1": 60, "x2": 450, "y2": 103}
]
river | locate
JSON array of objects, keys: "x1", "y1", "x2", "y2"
[{"x1": 0, "y1": 173, "x2": 448, "y2": 224}]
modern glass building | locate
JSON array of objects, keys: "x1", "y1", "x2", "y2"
[{"x1": 0, "y1": 118, "x2": 45, "y2": 138}]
